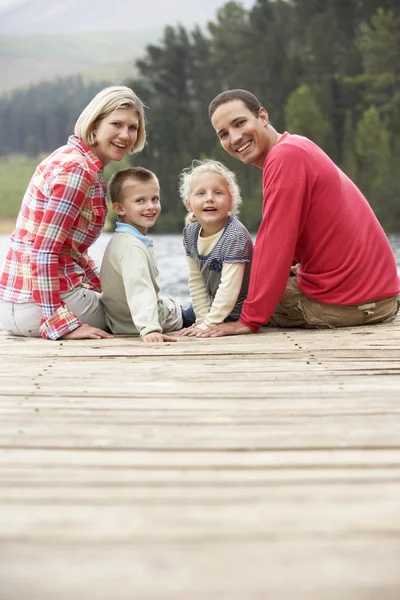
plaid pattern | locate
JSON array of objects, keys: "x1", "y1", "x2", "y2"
[{"x1": 0, "y1": 136, "x2": 107, "y2": 340}]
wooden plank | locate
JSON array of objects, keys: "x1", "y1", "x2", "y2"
[{"x1": 0, "y1": 318, "x2": 400, "y2": 598}]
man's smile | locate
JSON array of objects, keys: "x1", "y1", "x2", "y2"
[{"x1": 237, "y1": 140, "x2": 252, "y2": 153}]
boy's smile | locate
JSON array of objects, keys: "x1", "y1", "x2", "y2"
[{"x1": 114, "y1": 179, "x2": 161, "y2": 235}]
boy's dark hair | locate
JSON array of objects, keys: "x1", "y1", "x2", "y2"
[
  {"x1": 108, "y1": 167, "x2": 157, "y2": 204},
  {"x1": 208, "y1": 89, "x2": 262, "y2": 119}
]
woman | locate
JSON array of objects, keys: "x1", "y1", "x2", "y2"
[{"x1": 0, "y1": 85, "x2": 146, "y2": 340}]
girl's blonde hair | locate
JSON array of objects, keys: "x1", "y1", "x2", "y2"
[
  {"x1": 179, "y1": 159, "x2": 242, "y2": 225},
  {"x1": 74, "y1": 85, "x2": 146, "y2": 153}
]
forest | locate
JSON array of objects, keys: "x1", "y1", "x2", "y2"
[{"x1": 0, "y1": 0, "x2": 399, "y2": 232}]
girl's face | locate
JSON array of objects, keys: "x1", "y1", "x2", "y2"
[{"x1": 187, "y1": 171, "x2": 233, "y2": 236}]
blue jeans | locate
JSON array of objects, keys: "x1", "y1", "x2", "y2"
[{"x1": 181, "y1": 304, "x2": 196, "y2": 328}]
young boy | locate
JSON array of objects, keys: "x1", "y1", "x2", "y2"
[{"x1": 100, "y1": 167, "x2": 194, "y2": 342}]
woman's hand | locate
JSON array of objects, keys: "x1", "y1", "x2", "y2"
[
  {"x1": 60, "y1": 324, "x2": 113, "y2": 340},
  {"x1": 143, "y1": 332, "x2": 177, "y2": 343}
]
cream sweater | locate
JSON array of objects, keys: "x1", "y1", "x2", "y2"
[{"x1": 100, "y1": 232, "x2": 182, "y2": 337}]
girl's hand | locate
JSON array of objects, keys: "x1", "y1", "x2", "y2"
[
  {"x1": 197, "y1": 322, "x2": 252, "y2": 338},
  {"x1": 143, "y1": 332, "x2": 177, "y2": 343},
  {"x1": 61, "y1": 324, "x2": 113, "y2": 340},
  {"x1": 176, "y1": 323, "x2": 198, "y2": 337},
  {"x1": 179, "y1": 324, "x2": 208, "y2": 337}
]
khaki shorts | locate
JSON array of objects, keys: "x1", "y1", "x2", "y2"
[
  {"x1": 269, "y1": 278, "x2": 399, "y2": 329},
  {"x1": 0, "y1": 287, "x2": 106, "y2": 337}
]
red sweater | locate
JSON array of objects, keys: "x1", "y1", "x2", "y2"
[{"x1": 240, "y1": 133, "x2": 400, "y2": 332}]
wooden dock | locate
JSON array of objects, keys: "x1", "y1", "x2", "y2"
[{"x1": 0, "y1": 319, "x2": 400, "y2": 600}]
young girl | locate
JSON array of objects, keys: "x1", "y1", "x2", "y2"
[{"x1": 179, "y1": 159, "x2": 253, "y2": 337}]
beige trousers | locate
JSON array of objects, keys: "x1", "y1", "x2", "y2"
[
  {"x1": 0, "y1": 287, "x2": 106, "y2": 337},
  {"x1": 269, "y1": 278, "x2": 399, "y2": 329}
]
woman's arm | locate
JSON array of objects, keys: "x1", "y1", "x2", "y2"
[
  {"x1": 84, "y1": 254, "x2": 102, "y2": 292},
  {"x1": 32, "y1": 166, "x2": 97, "y2": 340}
]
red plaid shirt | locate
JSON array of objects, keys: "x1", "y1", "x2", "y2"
[{"x1": 0, "y1": 136, "x2": 107, "y2": 340}]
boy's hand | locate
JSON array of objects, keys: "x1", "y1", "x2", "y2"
[{"x1": 143, "y1": 332, "x2": 177, "y2": 343}]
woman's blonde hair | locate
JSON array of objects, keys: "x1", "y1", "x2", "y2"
[
  {"x1": 179, "y1": 159, "x2": 242, "y2": 225},
  {"x1": 74, "y1": 85, "x2": 146, "y2": 153}
]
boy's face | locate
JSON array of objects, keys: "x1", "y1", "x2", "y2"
[{"x1": 113, "y1": 178, "x2": 161, "y2": 234}]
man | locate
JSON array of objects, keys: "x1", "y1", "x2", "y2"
[{"x1": 199, "y1": 89, "x2": 399, "y2": 337}]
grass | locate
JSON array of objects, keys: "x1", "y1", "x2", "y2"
[{"x1": 0, "y1": 154, "x2": 42, "y2": 220}]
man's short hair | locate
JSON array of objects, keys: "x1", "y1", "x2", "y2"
[
  {"x1": 208, "y1": 89, "x2": 262, "y2": 119},
  {"x1": 108, "y1": 167, "x2": 157, "y2": 204}
]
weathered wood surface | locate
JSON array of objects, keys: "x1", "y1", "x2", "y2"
[{"x1": 0, "y1": 319, "x2": 400, "y2": 600}]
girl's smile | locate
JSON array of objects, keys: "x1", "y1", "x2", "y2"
[{"x1": 187, "y1": 172, "x2": 233, "y2": 236}]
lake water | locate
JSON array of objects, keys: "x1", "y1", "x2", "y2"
[{"x1": 1, "y1": 232, "x2": 400, "y2": 309}]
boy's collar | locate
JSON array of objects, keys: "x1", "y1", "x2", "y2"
[{"x1": 115, "y1": 221, "x2": 152, "y2": 247}]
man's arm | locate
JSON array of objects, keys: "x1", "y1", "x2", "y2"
[{"x1": 239, "y1": 146, "x2": 308, "y2": 331}]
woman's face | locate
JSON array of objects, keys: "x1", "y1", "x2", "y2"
[{"x1": 92, "y1": 107, "x2": 140, "y2": 166}]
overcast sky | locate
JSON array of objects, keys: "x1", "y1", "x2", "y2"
[
  {"x1": 0, "y1": 0, "x2": 258, "y2": 34},
  {"x1": 0, "y1": 0, "x2": 255, "y2": 7}
]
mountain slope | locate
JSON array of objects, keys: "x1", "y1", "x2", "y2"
[
  {"x1": 0, "y1": 0, "x2": 254, "y2": 34},
  {"x1": 0, "y1": 31, "x2": 154, "y2": 94}
]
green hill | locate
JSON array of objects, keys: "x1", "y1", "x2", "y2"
[{"x1": 0, "y1": 31, "x2": 156, "y2": 95}]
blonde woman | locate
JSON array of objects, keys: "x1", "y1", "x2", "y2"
[{"x1": 0, "y1": 86, "x2": 146, "y2": 340}]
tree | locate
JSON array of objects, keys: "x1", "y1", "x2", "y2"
[
  {"x1": 24, "y1": 135, "x2": 39, "y2": 158},
  {"x1": 248, "y1": 0, "x2": 301, "y2": 131},
  {"x1": 340, "y1": 110, "x2": 357, "y2": 181},
  {"x1": 355, "y1": 8, "x2": 400, "y2": 133},
  {"x1": 284, "y1": 83, "x2": 332, "y2": 149},
  {"x1": 131, "y1": 25, "x2": 197, "y2": 230},
  {"x1": 355, "y1": 105, "x2": 392, "y2": 222}
]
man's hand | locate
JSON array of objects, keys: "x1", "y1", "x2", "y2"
[
  {"x1": 61, "y1": 324, "x2": 113, "y2": 340},
  {"x1": 196, "y1": 321, "x2": 253, "y2": 338},
  {"x1": 143, "y1": 332, "x2": 177, "y2": 343}
]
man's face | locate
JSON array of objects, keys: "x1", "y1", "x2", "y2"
[{"x1": 211, "y1": 100, "x2": 270, "y2": 168}]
